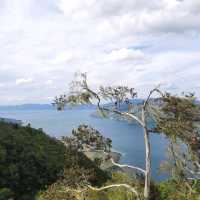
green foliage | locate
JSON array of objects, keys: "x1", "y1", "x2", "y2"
[
  {"x1": 0, "y1": 122, "x2": 67, "y2": 200},
  {"x1": 155, "y1": 94, "x2": 200, "y2": 158},
  {"x1": 94, "y1": 157, "x2": 103, "y2": 167},
  {"x1": 37, "y1": 172, "x2": 140, "y2": 200},
  {"x1": 37, "y1": 183, "x2": 78, "y2": 200},
  {"x1": 99, "y1": 86, "x2": 137, "y2": 109},
  {"x1": 153, "y1": 94, "x2": 200, "y2": 184},
  {"x1": 61, "y1": 147, "x2": 110, "y2": 187},
  {"x1": 53, "y1": 72, "x2": 137, "y2": 112},
  {"x1": 0, "y1": 121, "x2": 110, "y2": 200},
  {"x1": 37, "y1": 149, "x2": 110, "y2": 200},
  {"x1": 86, "y1": 187, "x2": 137, "y2": 200},
  {"x1": 62, "y1": 124, "x2": 112, "y2": 152},
  {"x1": 38, "y1": 174, "x2": 200, "y2": 200},
  {"x1": 157, "y1": 179, "x2": 200, "y2": 200}
]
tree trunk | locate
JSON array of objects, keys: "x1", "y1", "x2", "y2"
[{"x1": 142, "y1": 108, "x2": 151, "y2": 200}]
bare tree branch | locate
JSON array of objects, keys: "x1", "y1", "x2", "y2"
[
  {"x1": 110, "y1": 158, "x2": 146, "y2": 174},
  {"x1": 87, "y1": 184, "x2": 140, "y2": 200},
  {"x1": 83, "y1": 149, "x2": 145, "y2": 174},
  {"x1": 101, "y1": 107, "x2": 145, "y2": 127},
  {"x1": 83, "y1": 84, "x2": 145, "y2": 127},
  {"x1": 143, "y1": 86, "x2": 164, "y2": 109}
]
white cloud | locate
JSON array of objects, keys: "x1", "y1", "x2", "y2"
[
  {"x1": 50, "y1": 51, "x2": 74, "y2": 65},
  {"x1": 45, "y1": 80, "x2": 53, "y2": 85},
  {"x1": 16, "y1": 78, "x2": 33, "y2": 85},
  {"x1": 0, "y1": 83, "x2": 5, "y2": 88},
  {"x1": 0, "y1": 0, "x2": 199, "y2": 104},
  {"x1": 105, "y1": 48, "x2": 147, "y2": 62}
]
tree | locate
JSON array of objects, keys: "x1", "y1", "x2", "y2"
[
  {"x1": 53, "y1": 72, "x2": 200, "y2": 200},
  {"x1": 154, "y1": 93, "x2": 200, "y2": 193},
  {"x1": 62, "y1": 124, "x2": 112, "y2": 152},
  {"x1": 99, "y1": 86, "x2": 137, "y2": 109},
  {"x1": 154, "y1": 93, "x2": 200, "y2": 162},
  {"x1": 53, "y1": 73, "x2": 151, "y2": 199},
  {"x1": 106, "y1": 138, "x2": 112, "y2": 152}
]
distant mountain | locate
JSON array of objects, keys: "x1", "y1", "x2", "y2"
[
  {"x1": 0, "y1": 104, "x2": 54, "y2": 110},
  {"x1": 1, "y1": 98, "x2": 197, "y2": 111},
  {"x1": 0, "y1": 103, "x2": 96, "y2": 111},
  {"x1": 0, "y1": 117, "x2": 22, "y2": 125}
]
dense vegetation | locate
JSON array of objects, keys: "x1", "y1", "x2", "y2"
[
  {"x1": 37, "y1": 122, "x2": 200, "y2": 200},
  {"x1": 38, "y1": 172, "x2": 200, "y2": 200},
  {"x1": 157, "y1": 179, "x2": 200, "y2": 200},
  {"x1": 0, "y1": 122, "x2": 67, "y2": 199},
  {"x1": 0, "y1": 122, "x2": 109, "y2": 200},
  {"x1": 62, "y1": 124, "x2": 112, "y2": 152},
  {"x1": 38, "y1": 172, "x2": 141, "y2": 200},
  {"x1": 0, "y1": 120, "x2": 200, "y2": 200}
]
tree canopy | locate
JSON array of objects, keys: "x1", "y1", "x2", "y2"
[
  {"x1": 62, "y1": 124, "x2": 112, "y2": 152},
  {"x1": 0, "y1": 122, "x2": 67, "y2": 200}
]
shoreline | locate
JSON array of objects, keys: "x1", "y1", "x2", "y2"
[{"x1": 82, "y1": 148, "x2": 144, "y2": 179}]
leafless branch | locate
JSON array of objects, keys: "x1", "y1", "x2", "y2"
[
  {"x1": 83, "y1": 82, "x2": 144, "y2": 127},
  {"x1": 87, "y1": 184, "x2": 140, "y2": 200},
  {"x1": 143, "y1": 86, "x2": 165, "y2": 109},
  {"x1": 110, "y1": 158, "x2": 146, "y2": 174}
]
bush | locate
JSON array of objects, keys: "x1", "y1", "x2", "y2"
[
  {"x1": 60, "y1": 148, "x2": 110, "y2": 187},
  {"x1": 37, "y1": 173, "x2": 139, "y2": 200},
  {"x1": 0, "y1": 122, "x2": 67, "y2": 199},
  {"x1": 157, "y1": 179, "x2": 200, "y2": 200}
]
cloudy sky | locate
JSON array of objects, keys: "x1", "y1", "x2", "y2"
[{"x1": 0, "y1": 0, "x2": 200, "y2": 104}]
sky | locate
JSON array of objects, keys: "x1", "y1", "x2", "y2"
[{"x1": 0, "y1": 0, "x2": 200, "y2": 105}]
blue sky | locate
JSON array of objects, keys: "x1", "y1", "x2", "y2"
[{"x1": 0, "y1": 0, "x2": 200, "y2": 104}]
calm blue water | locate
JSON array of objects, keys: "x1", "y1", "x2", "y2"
[{"x1": 0, "y1": 108, "x2": 169, "y2": 181}]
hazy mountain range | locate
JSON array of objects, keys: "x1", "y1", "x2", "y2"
[
  {"x1": 0, "y1": 103, "x2": 96, "y2": 111},
  {"x1": 0, "y1": 98, "x2": 199, "y2": 111}
]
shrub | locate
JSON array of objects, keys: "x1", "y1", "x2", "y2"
[{"x1": 157, "y1": 179, "x2": 200, "y2": 200}]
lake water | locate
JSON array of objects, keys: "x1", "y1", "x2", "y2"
[{"x1": 0, "y1": 108, "x2": 169, "y2": 181}]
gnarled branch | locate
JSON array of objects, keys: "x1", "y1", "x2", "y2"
[
  {"x1": 87, "y1": 184, "x2": 140, "y2": 200},
  {"x1": 110, "y1": 158, "x2": 146, "y2": 174}
]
